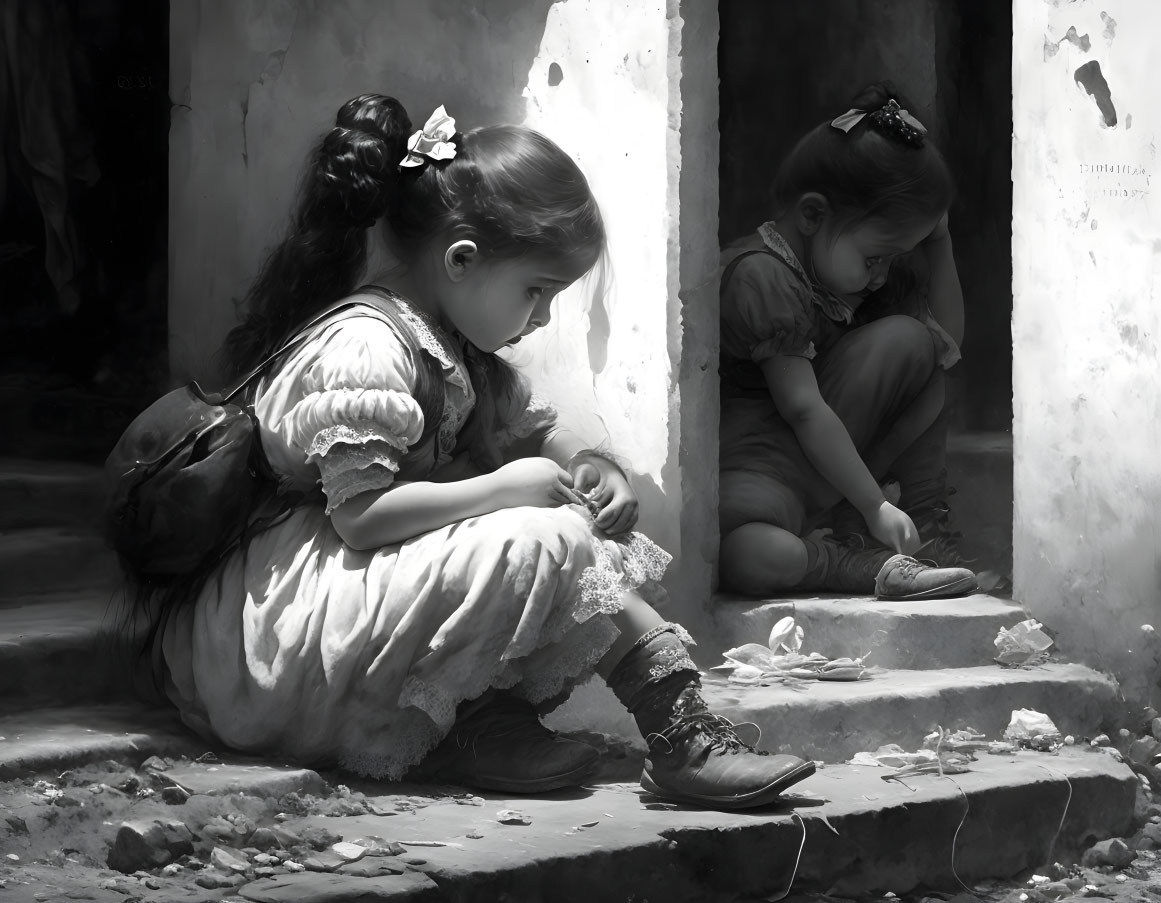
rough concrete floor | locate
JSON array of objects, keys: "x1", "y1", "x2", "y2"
[{"x1": 0, "y1": 735, "x2": 1155, "y2": 903}]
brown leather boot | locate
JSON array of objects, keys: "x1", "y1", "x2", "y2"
[
  {"x1": 413, "y1": 691, "x2": 599, "y2": 793},
  {"x1": 607, "y1": 624, "x2": 815, "y2": 809}
]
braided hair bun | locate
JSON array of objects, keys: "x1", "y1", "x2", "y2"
[{"x1": 316, "y1": 94, "x2": 412, "y2": 228}]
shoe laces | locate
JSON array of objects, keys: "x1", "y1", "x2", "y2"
[{"x1": 647, "y1": 712, "x2": 766, "y2": 757}]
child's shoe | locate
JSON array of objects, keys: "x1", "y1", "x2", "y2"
[
  {"x1": 873, "y1": 553, "x2": 977, "y2": 600},
  {"x1": 415, "y1": 691, "x2": 599, "y2": 793},
  {"x1": 607, "y1": 624, "x2": 815, "y2": 809},
  {"x1": 800, "y1": 535, "x2": 976, "y2": 600}
]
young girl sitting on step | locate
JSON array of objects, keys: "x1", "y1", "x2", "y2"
[
  {"x1": 150, "y1": 94, "x2": 815, "y2": 810},
  {"x1": 718, "y1": 82, "x2": 978, "y2": 601}
]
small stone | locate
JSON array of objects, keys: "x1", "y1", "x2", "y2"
[
  {"x1": 403, "y1": 857, "x2": 427, "y2": 866},
  {"x1": 255, "y1": 866, "x2": 277, "y2": 877},
  {"x1": 303, "y1": 854, "x2": 343, "y2": 873},
  {"x1": 497, "y1": 808, "x2": 532, "y2": 825},
  {"x1": 1064, "y1": 736, "x2": 1075, "y2": 746},
  {"x1": 106, "y1": 818, "x2": 194, "y2": 873},
  {"x1": 1081, "y1": 837, "x2": 1136, "y2": 869},
  {"x1": 210, "y1": 845, "x2": 251, "y2": 873},
  {"x1": 161, "y1": 786, "x2": 191, "y2": 805},
  {"x1": 160, "y1": 864, "x2": 183, "y2": 877},
  {"x1": 4, "y1": 854, "x2": 17, "y2": 863},
  {"x1": 283, "y1": 860, "x2": 305, "y2": 872},
  {"x1": 5, "y1": 817, "x2": 28, "y2": 835},
  {"x1": 339, "y1": 858, "x2": 406, "y2": 877},
  {"x1": 142, "y1": 877, "x2": 161, "y2": 890},
  {"x1": 331, "y1": 842, "x2": 366, "y2": 862},
  {"x1": 140, "y1": 756, "x2": 170, "y2": 772},
  {"x1": 195, "y1": 872, "x2": 244, "y2": 889},
  {"x1": 1091, "y1": 734, "x2": 1111, "y2": 747},
  {"x1": 253, "y1": 853, "x2": 279, "y2": 866}
]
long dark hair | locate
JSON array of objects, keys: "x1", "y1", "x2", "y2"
[
  {"x1": 772, "y1": 81, "x2": 955, "y2": 233},
  {"x1": 221, "y1": 93, "x2": 606, "y2": 468}
]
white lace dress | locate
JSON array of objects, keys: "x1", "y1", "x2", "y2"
[{"x1": 158, "y1": 291, "x2": 670, "y2": 780}]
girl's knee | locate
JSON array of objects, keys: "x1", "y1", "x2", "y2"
[
  {"x1": 870, "y1": 315, "x2": 936, "y2": 371},
  {"x1": 720, "y1": 523, "x2": 808, "y2": 595}
]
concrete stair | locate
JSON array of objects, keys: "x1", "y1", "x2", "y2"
[{"x1": 0, "y1": 455, "x2": 1140, "y2": 900}]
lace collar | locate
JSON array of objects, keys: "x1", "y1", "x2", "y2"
[
  {"x1": 756, "y1": 222, "x2": 855, "y2": 325},
  {"x1": 359, "y1": 287, "x2": 472, "y2": 396}
]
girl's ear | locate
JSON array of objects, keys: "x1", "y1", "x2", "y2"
[
  {"x1": 443, "y1": 240, "x2": 480, "y2": 283},
  {"x1": 793, "y1": 193, "x2": 831, "y2": 236}
]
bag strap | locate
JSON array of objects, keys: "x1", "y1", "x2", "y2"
[
  {"x1": 220, "y1": 299, "x2": 379, "y2": 404},
  {"x1": 720, "y1": 247, "x2": 781, "y2": 295}
]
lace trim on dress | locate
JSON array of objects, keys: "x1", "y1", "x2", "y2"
[
  {"x1": 508, "y1": 616, "x2": 621, "y2": 705},
  {"x1": 320, "y1": 461, "x2": 398, "y2": 514},
  {"x1": 389, "y1": 296, "x2": 472, "y2": 395},
  {"x1": 495, "y1": 393, "x2": 558, "y2": 448},
  {"x1": 575, "y1": 530, "x2": 673, "y2": 622},
  {"x1": 307, "y1": 420, "x2": 411, "y2": 459}
]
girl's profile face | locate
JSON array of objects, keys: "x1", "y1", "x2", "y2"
[
  {"x1": 811, "y1": 214, "x2": 942, "y2": 298},
  {"x1": 442, "y1": 250, "x2": 593, "y2": 353}
]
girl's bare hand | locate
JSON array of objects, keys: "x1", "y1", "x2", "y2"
[
  {"x1": 863, "y1": 500, "x2": 921, "y2": 555},
  {"x1": 572, "y1": 458, "x2": 639, "y2": 535},
  {"x1": 496, "y1": 457, "x2": 586, "y2": 509}
]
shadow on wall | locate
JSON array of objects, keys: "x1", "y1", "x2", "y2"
[{"x1": 718, "y1": 0, "x2": 1013, "y2": 433}]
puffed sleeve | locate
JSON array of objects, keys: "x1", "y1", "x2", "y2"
[
  {"x1": 277, "y1": 317, "x2": 426, "y2": 513},
  {"x1": 720, "y1": 252, "x2": 818, "y2": 363}
]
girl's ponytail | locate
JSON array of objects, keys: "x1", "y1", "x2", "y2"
[{"x1": 221, "y1": 95, "x2": 412, "y2": 378}]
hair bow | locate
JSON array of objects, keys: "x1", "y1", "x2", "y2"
[
  {"x1": 830, "y1": 99, "x2": 927, "y2": 136},
  {"x1": 400, "y1": 105, "x2": 458, "y2": 168}
]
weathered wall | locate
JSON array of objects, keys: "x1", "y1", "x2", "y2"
[
  {"x1": 513, "y1": 0, "x2": 719, "y2": 626},
  {"x1": 1013, "y1": 0, "x2": 1161, "y2": 708},
  {"x1": 170, "y1": 1, "x2": 720, "y2": 647}
]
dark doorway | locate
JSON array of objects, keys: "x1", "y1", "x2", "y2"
[
  {"x1": 718, "y1": 0, "x2": 1013, "y2": 574},
  {"x1": 0, "y1": 0, "x2": 169, "y2": 462}
]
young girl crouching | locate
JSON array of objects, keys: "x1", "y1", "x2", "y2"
[{"x1": 719, "y1": 82, "x2": 978, "y2": 601}]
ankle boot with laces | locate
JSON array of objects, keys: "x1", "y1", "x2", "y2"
[
  {"x1": 607, "y1": 624, "x2": 815, "y2": 809},
  {"x1": 411, "y1": 690, "x2": 600, "y2": 793}
]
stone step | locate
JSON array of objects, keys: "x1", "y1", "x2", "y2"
[
  {"x1": 0, "y1": 591, "x2": 142, "y2": 711},
  {"x1": 223, "y1": 748, "x2": 1134, "y2": 901},
  {"x1": 0, "y1": 703, "x2": 207, "y2": 779},
  {"x1": 699, "y1": 662, "x2": 1118, "y2": 763},
  {"x1": 704, "y1": 592, "x2": 1031, "y2": 671},
  {"x1": 0, "y1": 526, "x2": 121, "y2": 598},
  {"x1": 0, "y1": 458, "x2": 106, "y2": 531}
]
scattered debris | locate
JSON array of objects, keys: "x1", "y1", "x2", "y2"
[
  {"x1": 712, "y1": 618, "x2": 874, "y2": 684},
  {"x1": 994, "y1": 619, "x2": 1054, "y2": 666},
  {"x1": 1003, "y1": 709, "x2": 1063, "y2": 751}
]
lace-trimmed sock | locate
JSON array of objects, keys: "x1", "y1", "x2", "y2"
[{"x1": 606, "y1": 624, "x2": 815, "y2": 809}]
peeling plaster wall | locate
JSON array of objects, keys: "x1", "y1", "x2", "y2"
[
  {"x1": 169, "y1": 0, "x2": 555, "y2": 382},
  {"x1": 171, "y1": 2, "x2": 721, "y2": 653},
  {"x1": 1013, "y1": 0, "x2": 1161, "y2": 707}
]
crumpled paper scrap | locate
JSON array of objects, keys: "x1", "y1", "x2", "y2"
[
  {"x1": 711, "y1": 617, "x2": 874, "y2": 685},
  {"x1": 994, "y1": 619, "x2": 1054, "y2": 666},
  {"x1": 1003, "y1": 708, "x2": 1063, "y2": 750}
]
